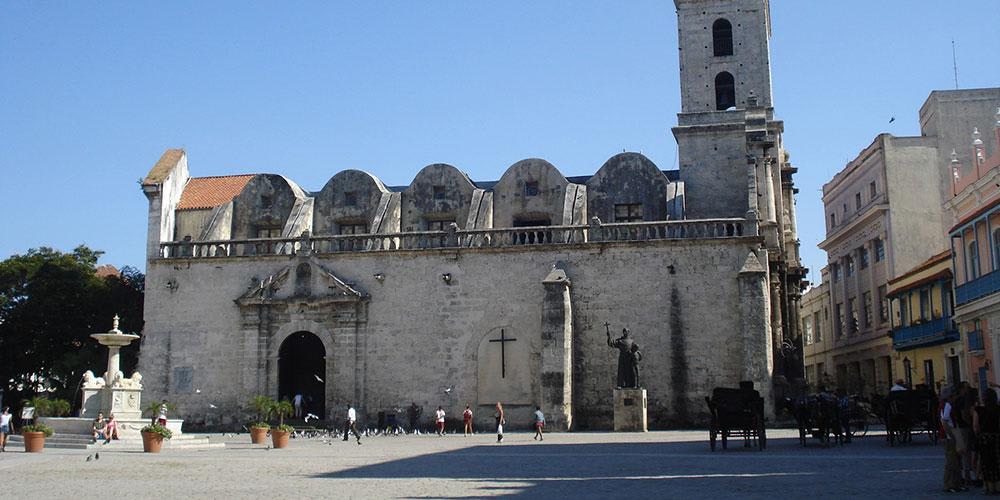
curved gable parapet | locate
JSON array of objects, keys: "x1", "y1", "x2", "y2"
[
  {"x1": 314, "y1": 169, "x2": 394, "y2": 235},
  {"x1": 587, "y1": 152, "x2": 671, "y2": 222},
  {"x1": 493, "y1": 158, "x2": 581, "y2": 227},
  {"x1": 231, "y1": 174, "x2": 308, "y2": 239},
  {"x1": 401, "y1": 163, "x2": 478, "y2": 231}
]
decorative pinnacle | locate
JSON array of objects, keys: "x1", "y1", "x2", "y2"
[
  {"x1": 951, "y1": 149, "x2": 959, "y2": 163},
  {"x1": 112, "y1": 315, "x2": 120, "y2": 332},
  {"x1": 973, "y1": 127, "x2": 983, "y2": 146}
]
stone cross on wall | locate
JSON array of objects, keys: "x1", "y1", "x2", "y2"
[{"x1": 489, "y1": 329, "x2": 518, "y2": 378}]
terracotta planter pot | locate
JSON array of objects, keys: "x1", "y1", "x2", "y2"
[
  {"x1": 250, "y1": 427, "x2": 269, "y2": 444},
  {"x1": 271, "y1": 429, "x2": 290, "y2": 449},
  {"x1": 22, "y1": 432, "x2": 46, "y2": 453},
  {"x1": 142, "y1": 431, "x2": 165, "y2": 453}
]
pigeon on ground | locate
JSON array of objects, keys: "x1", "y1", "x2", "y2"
[
  {"x1": 209, "y1": 404, "x2": 218, "y2": 409},
  {"x1": 195, "y1": 389, "x2": 202, "y2": 394},
  {"x1": 95, "y1": 452, "x2": 99, "y2": 460},
  {"x1": 443, "y1": 386, "x2": 453, "y2": 394},
  {"x1": 86, "y1": 455, "x2": 93, "y2": 462}
]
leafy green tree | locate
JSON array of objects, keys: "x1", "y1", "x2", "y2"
[{"x1": 0, "y1": 245, "x2": 144, "y2": 413}]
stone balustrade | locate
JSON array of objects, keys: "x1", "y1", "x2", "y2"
[{"x1": 158, "y1": 218, "x2": 749, "y2": 259}]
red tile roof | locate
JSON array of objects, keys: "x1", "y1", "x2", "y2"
[{"x1": 176, "y1": 175, "x2": 255, "y2": 210}]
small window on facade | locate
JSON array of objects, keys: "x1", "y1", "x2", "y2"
[
  {"x1": 712, "y1": 19, "x2": 734, "y2": 57},
  {"x1": 524, "y1": 181, "x2": 540, "y2": 197},
  {"x1": 339, "y1": 223, "x2": 367, "y2": 235},
  {"x1": 919, "y1": 289, "x2": 930, "y2": 320},
  {"x1": 256, "y1": 227, "x2": 282, "y2": 238},
  {"x1": 843, "y1": 203, "x2": 848, "y2": 215},
  {"x1": 969, "y1": 240, "x2": 981, "y2": 279},
  {"x1": 855, "y1": 192, "x2": 862, "y2": 211},
  {"x1": 832, "y1": 263, "x2": 841, "y2": 282},
  {"x1": 426, "y1": 219, "x2": 455, "y2": 231},
  {"x1": 875, "y1": 239, "x2": 885, "y2": 262},
  {"x1": 870, "y1": 181, "x2": 877, "y2": 198},
  {"x1": 830, "y1": 213, "x2": 837, "y2": 228},
  {"x1": 846, "y1": 256, "x2": 855, "y2": 277},
  {"x1": 804, "y1": 319, "x2": 813, "y2": 345},
  {"x1": 714, "y1": 72, "x2": 736, "y2": 110},
  {"x1": 862, "y1": 291, "x2": 872, "y2": 328},
  {"x1": 433, "y1": 185, "x2": 446, "y2": 200},
  {"x1": 261, "y1": 195, "x2": 273, "y2": 209},
  {"x1": 512, "y1": 218, "x2": 550, "y2": 228},
  {"x1": 849, "y1": 297, "x2": 858, "y2": 333},
  {"x1": 344, "y1": 191, "x2": 358, "y2": 207},
  {"x1": 614, "y1": 203, "x2": 644, "y2": 222},
  {"x1": 859, "y1": 247, "x2": 869, "y2": 269},
  {"x1": 814, "y1": 312, "x2": 823, "y2": 341},
  {"x1": 835, "y1": 303, "x2": 845, "y2": 337},
  {"x1": 878, "y1": 285, "x2": 888, "y2": 322}
]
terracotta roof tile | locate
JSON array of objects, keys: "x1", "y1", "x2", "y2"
[
  {"x1": 143, "y1": 149, "x2": 185, "y2": 186},
  {"x1": 177, "y1": 175, "x2": 255, "y2": 210}
]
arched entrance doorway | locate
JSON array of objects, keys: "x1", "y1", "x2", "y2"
[{"x1": 278, "y1": 331, "x2": 326, "y2": 419}]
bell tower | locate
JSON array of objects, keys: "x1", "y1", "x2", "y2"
[{"x1": 671, "y1": 0, "x2": 777, "y2": 219}]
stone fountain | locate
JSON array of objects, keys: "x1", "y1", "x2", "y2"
[{"x1": 80, "y1": 315, "x2": 144, "y2": 421}]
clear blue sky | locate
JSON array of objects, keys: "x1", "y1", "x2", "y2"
[{"x1": 2, "y1": 1, "x2": 999, "y2": 280}]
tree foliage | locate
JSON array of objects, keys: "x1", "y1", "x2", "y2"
[{"x1": 0, "y1": 245, "x2": 144, "y2": 411}]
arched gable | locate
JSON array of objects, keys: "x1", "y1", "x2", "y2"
[
  {"x1": 586, "y1": 153, "x2": 671, "y2": 223},
  {"x1": 401, "y1": 164, "x2": 477, "y2": 231},
  {"x1": 231, "y1": 174, "x2": 308, "y2": 240},
  {"x1": 492, "y1": 159, "x2": 585, "y2": 227},
  {"x1": 314, "y1": 170, "x2": 399, "y2": 235}
]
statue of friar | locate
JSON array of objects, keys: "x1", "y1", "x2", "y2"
[{"x1": 606, "y1": 324, "x2": 642, "y2": 389}]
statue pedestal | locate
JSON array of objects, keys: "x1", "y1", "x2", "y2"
[{"x1": 613, "y1": 388, "x2": 647, "y2": 432}]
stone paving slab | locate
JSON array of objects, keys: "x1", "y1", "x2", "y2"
[{"x1": 0, "y1": 429, "x2": 948, "y2": 499}]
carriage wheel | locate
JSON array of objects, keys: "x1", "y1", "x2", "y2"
[{"x1": 858, "y1": 420, "x2": 869, "y2": 437}]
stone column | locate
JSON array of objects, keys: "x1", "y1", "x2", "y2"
[
  {"x1": 738, "y1": 250, "x2": 774, "y2": 417},
  {"x1": 540, "y1": 265, "x2": 573, "y2": 431}
]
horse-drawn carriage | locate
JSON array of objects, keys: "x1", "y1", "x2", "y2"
[
  {"x1": 792, "y1": 394, "x2": 845, "y2": 446},
  {"x1": 705, "y1": 386, "x2": 766, "y2": 451},
  {"x1": 881, "y1": 390, "x2": 939, "y2": 446}
]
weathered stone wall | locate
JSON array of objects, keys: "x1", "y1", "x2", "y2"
[
  {"x1": 401, "y1": 164, "x2": 477, "y2": 231},
  {"x1": 675, "y1": 129, "x2": 749, "y2": 218},
  {"x1": 139, "y1": 236, "x2": 762, "y2": 431}
]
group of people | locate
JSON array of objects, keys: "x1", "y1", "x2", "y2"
[
  {"x1": 91, "y1": 411, "x2": 120, "y2": 444},
  {"x1": 940, "y1": 381, "x2": 1000, "y2": 493},
  {"x1": 340, "y1": 402, "x2": 546, "y2": 443}
]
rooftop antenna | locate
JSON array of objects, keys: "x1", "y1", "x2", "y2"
[{"x1": 952, "y1": 39, "x2": 959, "y2": 89}]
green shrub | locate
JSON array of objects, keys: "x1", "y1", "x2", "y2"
[
  {"x1": 250, "y1": 422, "x2": 270, "y2": 430},
  {"x1": 22, "y1": 423, "x2": 54, "y2": 437},
  {"x1": 274, "y1": 424, "x2": 294, "y2": 433},
  {"x1": 250, "y1": 395, "x2": 274, "y2": 423},
  {"x1": 25, "y1": 397, "x2": 71, "y2": 417},
  {"x1": 270, "y1": 400, "x2": 294, "y2": 427},
  {"x1": 140, "y1": 422, "x2": 173, "y2": 439}
]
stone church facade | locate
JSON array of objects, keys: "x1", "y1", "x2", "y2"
[{"x1": 137, "y1": 0, "x2": 805, "y2": 430}]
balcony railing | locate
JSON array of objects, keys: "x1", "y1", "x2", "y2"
[
  {"x1": 891, "y1": 316, "x2": 959, "y2": 350},
  {"x1": 969, "y1": 329, "x2": 986, "y2": 352},
  {"x1": 956, "y1": 270, "x2": 1000, "y2": 306},
  {"x1": 158, "y1": 218, "x2": 749, "y2": 259}
]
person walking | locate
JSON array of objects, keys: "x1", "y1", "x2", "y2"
[
  {"x1": 157, "y1": 400, "x2": 169, "y2": 426},
  {"x1": 942, "y1": 388, "x2": 965, "y2": 492},
  {"x1": 435, "y1": 406, "x2": 446, "y2": 436},
  {"x1": 463, "y1": 405, "x2": 473, "y2": 436},
  {"x1": 494, "y1": 402, "x2": 505, "y2": 443},
  {"x1": 975, "y1": 388, "x2": 1000, "y2": 493},
  {"x1": 343, "y1": 404, "x2": 362, "y2": 445},
  {"x1": 407, "y1": 402, "x2": 422, "y2": 435},
  {"x1": 0, "y1": 407, "x2": 13, "y2": 452},
  {"x1": 293, "y1": 393, "x2": 304, "y2": 419},
  {"x1": 533, "y1": 406, "x2": 545, "y2": 441}
]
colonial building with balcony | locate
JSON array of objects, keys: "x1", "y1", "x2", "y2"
[
  {"x1": 802, "y1": 268, "x2": 834, "y2": 389},
  {"x1": 887, "y1": 251, "x2": 961, "y2": 391},
  {"x1": 947, "y1": 105, "x2": 1000, "y2": 393}
]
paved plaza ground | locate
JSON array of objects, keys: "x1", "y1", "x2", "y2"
[{"x1": 1, "y1": 429, "x2": 949, "y2": 499}]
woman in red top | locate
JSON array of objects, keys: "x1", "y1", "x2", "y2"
[{"x1": 463, "y1": 404, "x2": 473, "y2": 436}]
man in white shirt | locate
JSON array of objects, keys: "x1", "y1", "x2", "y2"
[
  {"x1": 343, "y1": 405, "x2": 361, "y2": 445},
  {"x1": 435, "y1": 406, "x2": 446, "y2": 436}
]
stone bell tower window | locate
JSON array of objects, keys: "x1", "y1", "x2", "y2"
[
  {"x1": 712, "y1": 19, "x2": 733, "y2": 57},
  {"x1": 715, "y1": 72, "x2": 736, "y2": 110}
]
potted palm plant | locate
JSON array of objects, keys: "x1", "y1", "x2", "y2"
[
  {"x1": 249, "y1": 395, "x2": 274, "y2": 444},
  {"x1": 140, "y1": 422, "x2": 172, "y2": 453},
  {"x1": 21, "y1": 396, "x2": 69, "y2": 452},
  {"x1": 270, "y1": 399, "x2": 294, "y2": 449}
]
